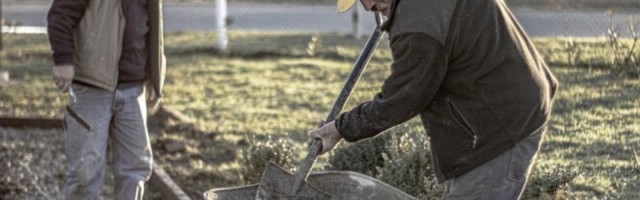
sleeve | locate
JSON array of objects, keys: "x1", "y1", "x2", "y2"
[
  {"x1": 47, "y1": 0, "x2": 89, "y2": 65},
  {"x1": 335, "y1": 33, "x2": 447, "y2": 142}
]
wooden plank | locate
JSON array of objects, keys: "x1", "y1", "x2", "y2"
[
  {"x1": 0, "y1": 117, "x2": 63, "y2": 129},
  {"x1": 149, "y1": 162, "x2": 192, "y2": 200}
]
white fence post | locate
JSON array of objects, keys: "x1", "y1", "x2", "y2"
[
  {"x1": 1, "y1": 0, "x2": 3, "y2": 51},
  {"x1": 0, "y1": 0, "x2": 7, "y2": 83},
  {"x1": 215, "y1": 0, "x2": 228, "y2": 53}
]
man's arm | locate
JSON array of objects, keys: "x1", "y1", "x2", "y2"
[
  {"x1": 335, "y1": 33, "x2": 448, "y2": 142},
  {"x1": 47, "y1": 0, "x2": 88, "y2": 91},
  {"x1": 47, "y1": 0, "x2": 89, "y2": 66}
]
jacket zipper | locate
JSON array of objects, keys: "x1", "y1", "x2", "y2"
[
  {"x1": 446, "y1": 99, "x2": 478, "y2": 149},
  {"x1": 114, "y1": 0, "x2": 126, "y2": 89}
]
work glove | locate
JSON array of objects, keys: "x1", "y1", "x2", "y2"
[
  {"x1": 146, "y1": 83, "x2": 162, "y2": 112},
  {"x1": 52, "y1": 65, "x2": 75, "y2": 92},
  {"x1": 308, "y1": 120, "x2": 343, "y2": 155}
]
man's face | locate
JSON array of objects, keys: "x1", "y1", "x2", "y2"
[{"x1": 360, "y1": 0, "x2": 392, "y2": 16}]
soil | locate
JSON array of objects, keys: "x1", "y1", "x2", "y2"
[{"x1": 0, "y1": 106, "x2": 242, "y2": 199}]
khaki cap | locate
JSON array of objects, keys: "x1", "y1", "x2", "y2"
[{"x1": 337, "y1": 0, "x2": 357, "y2": 13}]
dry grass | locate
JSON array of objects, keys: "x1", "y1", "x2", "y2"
[{"x1": 1, "y1": 32, "x2": 638, "y2": 199}]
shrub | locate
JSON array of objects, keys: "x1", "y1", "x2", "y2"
[
  {"x1": 522, "y1": 165, "x2": 580, "y2": 199},
  {"x1": 327, "y1": 123, "x2": 582, "y2": 200},
  {"x1": 327, "y1": 124, "x2": 443, "y2": 199},
  {"x1": 238, "y1": 135, "x2": 297, "y2": 184},
  {"x1": 606, "y1": 12, "x2": 639, "y2": 77},
  {"x1": 375, "y1": 125, "x2": 443, "y2": 199},
  {"x1": 325, "y1": 130, "x2": 391, "y2": 177},
  {"x1": 564, "y1": 38, "x2": 582, "y2": 67}
]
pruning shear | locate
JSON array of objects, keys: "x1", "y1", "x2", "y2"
[{"x1": 66, "y1": 87, "x2": 92, "y2": 131}]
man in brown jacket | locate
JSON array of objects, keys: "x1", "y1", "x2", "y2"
[
  {"x1": 48, "y1": 0, "x2": 165, "y2": 199},
  {"x1": 309, "y1": 0, "x2": 559, "y2": 199}
]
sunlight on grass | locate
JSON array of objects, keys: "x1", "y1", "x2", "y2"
[{"x1": 1, "y1": 33, "x2": 638, "y2": 199}]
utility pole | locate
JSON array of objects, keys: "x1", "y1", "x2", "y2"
[{"x1": 215, "y1": 0, "x2": 228, "y2": 53}]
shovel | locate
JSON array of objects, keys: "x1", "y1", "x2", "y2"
[
  {"x1": 66, "y1": 87, "x2": 92, "y2": 131},
  {"x1": 204, "y1": 13, "x2": 411, "y2": 200},
  {"x1": 254, "y1": 12, "x2": 385, "y2": 200}
]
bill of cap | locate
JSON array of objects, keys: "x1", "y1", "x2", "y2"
[{"x1": 337, "y1": 0, "x2": 357, "y2": 13}]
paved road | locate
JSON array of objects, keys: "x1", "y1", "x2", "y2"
[{"x1": 3, "y1": 3, "x2": 640, "y2": 37}]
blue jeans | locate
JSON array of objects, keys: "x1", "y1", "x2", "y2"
[
  {"x1": 442, "y1": 128, "x2": 544, "y2": 200},
  {"x1": 64, "y1": 83, "x2": 152, "y2": 200}
]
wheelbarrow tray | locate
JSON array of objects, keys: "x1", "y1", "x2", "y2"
[{"x1": 203, "y1": 170, "x2": 417, "y2": 200}]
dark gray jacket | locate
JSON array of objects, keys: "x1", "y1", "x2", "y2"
[{"x1": 336, "y1": 0, "x2": 559, "y2": 181}]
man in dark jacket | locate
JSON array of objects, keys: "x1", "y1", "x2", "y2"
[
  {"x1": 48, "y1": 0, "x2": 166, "y2": 199},
  {"x1": 309, "y1": 0, "x2": 559, "y2": 199}
]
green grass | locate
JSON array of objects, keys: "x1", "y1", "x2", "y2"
[{"x1": 0, "y1": 32, "x2": 638, "y2": 199}]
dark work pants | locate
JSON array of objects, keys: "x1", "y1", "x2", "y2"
[{"x1": 442, "y1": 128, "x2": 544, "y2": 200}]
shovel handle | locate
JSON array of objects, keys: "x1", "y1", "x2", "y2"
[
  {"x1": 295, "y1": 13, "x2": 384, "y2": 185},
  {"x1": 324, "y1": 20, "x2": 383, "y2": 124},
  {"x1": 66, "y1": 106, "x2": 92, "y2": 131},
  {"x1": 66, "y1": 87, "x2": 92, "y2": 131}
]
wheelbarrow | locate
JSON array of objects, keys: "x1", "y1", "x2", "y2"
[
  {"x1": 204, "y1": 13, "x2": 417, "y2": 200},
  {"x1": 203, "y1": 171, "x2": 416, "y2": 200}
]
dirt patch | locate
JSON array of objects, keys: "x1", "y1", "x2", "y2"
[
  {"x1": 0, "y1": 128, "x2": 67, "y2": 199},
  {"x1": 0, "y1": 106, "x2": 245, "y2": 199},
  {"x1": 146, "y1": 106, "x2": 247, "y2": 198}
]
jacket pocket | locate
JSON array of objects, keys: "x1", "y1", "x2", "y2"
[{"x1": 446, "y1": 98, "x2": 478, "y2": 149}]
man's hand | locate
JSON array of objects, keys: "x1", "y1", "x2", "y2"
[
  {"x1": 52, "y1": 65, "x2": 75, "y2": 92},
  {"x1": 308, "y1": 120, "x2": 343, "y2": 155},
  {"x1": 146, "y1": 85, "x2": 162, "y2": 111}
]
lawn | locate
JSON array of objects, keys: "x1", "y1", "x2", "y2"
[{"x1": 0, "y1": 32, "x2": 638, "y2": 199}]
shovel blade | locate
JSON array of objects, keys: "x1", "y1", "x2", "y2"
[{"x1": 255, "y1": 162, "x2": 332, "y2": 199}]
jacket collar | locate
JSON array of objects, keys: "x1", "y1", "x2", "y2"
[{"x1": 380, "y1": 0, "x2": 400, "y2": 31}]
